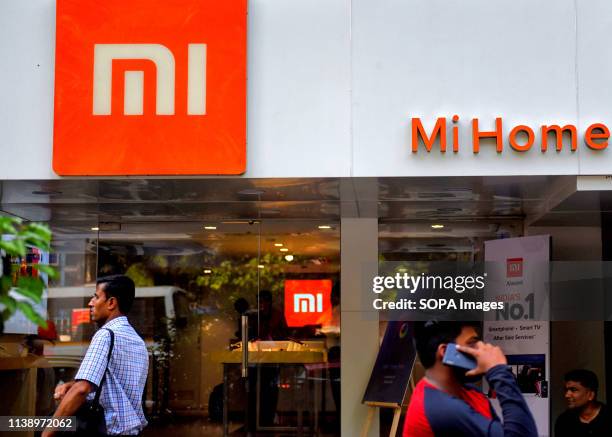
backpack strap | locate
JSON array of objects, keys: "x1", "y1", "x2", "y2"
[{"x1": 92, "y1": 328, "x2": 114, "y2": 406}]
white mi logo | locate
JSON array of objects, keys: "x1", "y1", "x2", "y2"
[
  {"x1": 294, "y1": 293, "x2": 323, "y2": 313},
  {"x1": 92, "y1": 43, "x2": 207, "y2": 116}
]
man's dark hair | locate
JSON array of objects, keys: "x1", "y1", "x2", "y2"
[
  {"x1": 565, "y1": 369, "x2": 599, "y2": 397},
  {"x1": 97, "y1": 274, "x2": 136, "y2": 314},
  {"x1": 414, "y1": 321, "x2": 481, "y2": 368},
  {"x1": 258, "y1": 289, "x2": 273, "y2": 302},
  {"x1": 234, "y1": 297, "x2": 249, "y2": 314}
]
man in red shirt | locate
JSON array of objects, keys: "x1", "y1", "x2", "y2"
[{"x1": 402, "y1": 322, "x2": 537, "y2": 437}]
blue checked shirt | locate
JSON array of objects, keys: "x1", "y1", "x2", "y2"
[{"x1": 75, "y1": 316, "x2": 149, "y2": 435}]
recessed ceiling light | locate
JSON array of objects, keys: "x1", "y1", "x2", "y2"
[
  {"x1": 274, "y1": 243, "x2": 284, "y2": 247},
  {"x1": 280, "y1": 248, "x2": 289, "y2": 252},
  {"x1": 284, "y1": 254, "x2": 294, "y2": 262},
  {"x1": 431, "y1": 224, "x2": 445, "y2": 229},
  {"x1": 91, "y1": 227, "x2": 100, "y2": 231},
  {"x1": 204, "y1": 226, "x2": 217, "y2": 230},
  {"x1": 318, "y1": 225, "x2": 332, "y2": 229},
  {"x1": 258, "y1": 264, "x2": 264, "y2": 269},
  {"x1": 237, "y1": 189, "x2": 265, "y2": 196},
  {"x1": 203, "y1": 269, "x2": 212, "y2": 274}
]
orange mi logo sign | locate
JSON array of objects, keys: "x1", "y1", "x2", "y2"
[
  {"x1": 92, "y1": 43, "x2": 208, "y2": 116},
  {"x1": 53, "y1": 0, "x2": 247, "y2": 176}
]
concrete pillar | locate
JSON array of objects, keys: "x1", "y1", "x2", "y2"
[{"x1": 341, "y1": 217, "x2": 379, "y2": 437}]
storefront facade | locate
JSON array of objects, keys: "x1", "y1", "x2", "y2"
[{"x1": 2, "y1": 1, "x2": 612, "y2": 436}]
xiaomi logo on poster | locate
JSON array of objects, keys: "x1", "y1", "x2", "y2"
[
  {"x1": 53, "y1": 0, "x2": 246, "y2": 176},
  {"x1": 507, "y1": 258, "x2": 523, "y2": 278},
  {"x1": 284, "y1": 280, "x2": 332, "y2": 328}
]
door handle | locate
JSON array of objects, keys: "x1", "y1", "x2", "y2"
[{"x1": 241, "y1": 314, "x2": 248, "y2": 377}]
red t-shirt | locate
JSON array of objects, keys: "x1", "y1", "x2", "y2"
[{"x1": 402, "y1": 378, "x2": 493, "y2": 437}]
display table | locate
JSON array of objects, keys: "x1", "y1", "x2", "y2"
[
  {"x1": 212, "y1": 350, "x2": 326, "y2": 364},
  {"x1": 0, "y1": 355, "x2": 51, "y2": 370},
  {"x1": 212, "y1": 350, "x2": 327, "y2": 436}
]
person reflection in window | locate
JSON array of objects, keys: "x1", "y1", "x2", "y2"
[
  {"x1": 233, "y1": 297, "x2": 255, "y2": 341},
  {"x1": 248, "y1": 290, "x2": 287, "y2": 428},
  {"x1": 257, "y1": 289, "x2": 287, "y2": 340}
]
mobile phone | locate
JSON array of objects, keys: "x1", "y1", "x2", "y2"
[{"x1": 442, "y1": 343, "x2": 477, "y2": 371}]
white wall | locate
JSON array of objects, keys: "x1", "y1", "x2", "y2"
[
  {"x1": 0, "y1": 1, "x2": 56, "y2": 179},
  {"x1": 2, "y1": 0, "x2": 612, "y2": 178},
  {"x1": 352, "y1": 0, "x2": 578, "y2": 176}
]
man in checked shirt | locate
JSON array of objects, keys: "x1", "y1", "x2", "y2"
[{"x1": 43, "y1": 275, "x2": 148, "y2": 436}]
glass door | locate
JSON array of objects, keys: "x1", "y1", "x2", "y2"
[{"x1": 93, "y1": 220, "x2": 263, "y2": 436}]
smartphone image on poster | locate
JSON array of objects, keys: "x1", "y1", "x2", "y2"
[{"x1": 442, "y1": 343, "x2": 477, "y2": 371}]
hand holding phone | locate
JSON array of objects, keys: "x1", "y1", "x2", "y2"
[
  {"x1": 442, "y1": 343, "x2": 477, "y2": 371},
  {"x1": 455, "y1": 341, "x2": 507, "y2": 376}
]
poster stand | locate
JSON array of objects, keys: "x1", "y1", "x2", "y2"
[
  {"x1": 361, "y1": 321, "x2": 418, "y2": 437},
  {"x1": 360, "y1": 376, "x2": 416, "y2": 437}
]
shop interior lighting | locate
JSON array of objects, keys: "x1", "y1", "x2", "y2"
[
  {"x1": 431, "y1": 224, "x2": 445, "y2": 229},
  {"x1": 204, "y1": 226, "x2": 217, "y2": 230},
  {"x1": 284, "y1": 254, "x2": 294, "y2": 262},
  {"x1": 91, "y1": 227, "x2": 100, "y2": 231},
  {"x1": 318, "y1": 225, "x2": 332, "y2": 229},
  {"x1": 280, "y1": 248, "x2": 289, "y2": 252},
  {"x1": 274, "y1": 243, "x2": 284, "y2": 247}
]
